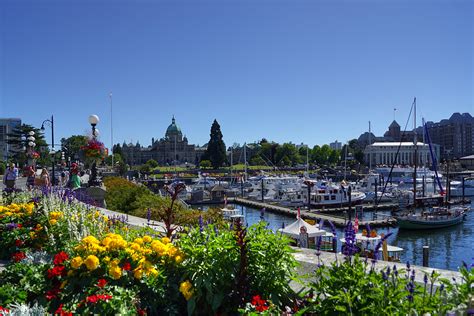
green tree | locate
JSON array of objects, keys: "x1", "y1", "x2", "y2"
[
  {"x1": 199, "y1": 160, "x2": 212, "y2": 169},
  {"x1": 258, "y1": 141, "x2": 279, "y2": 165},
  {"x1": 275, "y1": 143, "x2": 301, "y2": 166},
  {"x1": 104, "y1": 153, "x2": 124, "y2": 166},
  {"x1": 60, "y1": 135, "x2": 88, "y2": 162},
  {"x1": 6, "y1": 124, "x2": 49, "y2": 167},
  {"x1": 249, "y1": 155, "x2": 266, "y2": 166},
  {"x1": 146, "y1": 159, "x2": 159, "y2": 168},
  {"x1": 112, "y1": 143, "x2": 123, "y2": 156},
  {"x1": 204, "y1": 119, "x2": 227, "y2": 169}
]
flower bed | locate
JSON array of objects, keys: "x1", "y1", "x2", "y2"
[{"x1": 0, "y1": 189, "x2": 472, "y2": 315}]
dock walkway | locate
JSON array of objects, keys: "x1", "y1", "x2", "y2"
[{"x1": 231, "y1": 197, "x2": 397, "y2": 227}]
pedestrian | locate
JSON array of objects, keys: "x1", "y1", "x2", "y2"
[
  {"x1": 69, "y1": 163, "x2": 81, "y2": 190},
  {"x1": 25, "y1": 165, "x2": 36, "y2": 190},
  {"x1": 40, "y1": 168, "x2": 50, "y2": 187},
  {"x1": 3, "y1": 162, "x2": 18, "y2": 189}
]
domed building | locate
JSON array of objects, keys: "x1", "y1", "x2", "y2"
[{"x1": 121, "y1": 116, "x2": 205, "y2": 166}]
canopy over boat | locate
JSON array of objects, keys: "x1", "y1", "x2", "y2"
[{"x1": 278, "y1": 218, "x2": 326, "y2": 238}]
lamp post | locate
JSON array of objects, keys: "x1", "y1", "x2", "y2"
[
  {"x1": 27, "y1": 131, "x2": 36, "y2": 167},
  {"x1": 41, "y1": 115, "x2": 55, "y2": 185},
  {"x1": 88, "y1": 114, "x2": 100, "y2": 186}
]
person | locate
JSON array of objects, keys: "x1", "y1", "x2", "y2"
[
  {"x1": 60, "y1": 170, "x2": 69, "y2": 187},
  {"x1": 25, "y1": 165, "x2": 36, "y2": 190},
  {"x1": 69, "y1": 163, "x2": 81, "y2": 190},
  {"x1": 40, "y1": 168, "x2": 50, "y2": 187},
  {"x1": 3, "y1": 163, "x2": 18, "y2": 189}
]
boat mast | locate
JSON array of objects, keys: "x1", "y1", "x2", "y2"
[
  {"x1": 413, "y1": 97, "x2": 417, "y2": 205},
  {"x1": 368, "y1": 121, "x2": 372, "y2": 171},
  {"x1": 306, "y1": 145, "x2": 309, "y2": 173},
  {"x1": 244, "y1": 142, "x2": 247, "y2": 182}
]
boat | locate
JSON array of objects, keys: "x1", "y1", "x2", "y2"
[
  {"x1": 450, "y1": 179, "x2": 474, "y2": 197},
  {"x1": 395, "y1": 205, "x2": 469, "y2": 229},
  {"x1": 340, "y1": 231, "x2": 404, "y2": 262},
  {"x1": 310, "y1": 180, "x2": 366, "y2": 207}
]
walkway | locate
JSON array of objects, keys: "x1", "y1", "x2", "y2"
[{"x1": 232, "y1": 197, "x2": 397, "y2": 227}]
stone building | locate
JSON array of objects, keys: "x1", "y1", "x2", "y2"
[
  {"x1": 421, "y1": 113, "x2": 474, "y2": 159},
  {"x1": 122, "y1": 116, "x2": 205, "y2": 166},
  {"x1": 364, "y1": 142, "x2": 440, "y2": 167}
]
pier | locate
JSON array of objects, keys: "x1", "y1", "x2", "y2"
[{"x1": 230, "y1": 197, "x2": 397, "y2": 227}]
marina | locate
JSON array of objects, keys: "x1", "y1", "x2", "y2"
[{"x1": 198, "y1": 200, "x2": 474, "y2": 271}]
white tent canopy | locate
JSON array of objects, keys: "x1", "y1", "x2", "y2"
[{"x1": 278, "y1": 217, "x2": 326, "y2": 238}]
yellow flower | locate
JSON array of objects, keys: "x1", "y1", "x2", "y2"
[
  {"x1": 133, "y1": 268, "x2": 143, "y2": 279},
  {"x1": 175, "y1": 255, "x2": 183, "y2": 264},
  {"x1": 84, "y1": 255, "x2": 100, "y2": 271},
  {"x1": 142, "y1": 235, "x2": 152, "y2": 243},
  {"x1": 109, "y1": 265, "x2": 122, "y2": 280},
  {"x1": 102, "y1": 237, "x2": 112, "y2": 247},
  {"x1": 29, "y1": 232, "x2": 36, "y2": 239},
  {"x1": 103, "y1": 256, "x2": 111, "y2": 263},
  {"x1": 161, "y1": 237, "x2": 171, "y2": 244},
  {"x1": 134, "y1": 238, "x2": 144, "y2": 245},
  {"x1": 49, "y1": 219, "x2": 57, "y2": 225},
  {"x1": 70, "y1": 256, "x2": 83, "y2": 269},
  {"x1": 60, "y1": 280, "x2": 68, "y2": 289},
  {"x1": 179, "y1": 280, "x2": 194, "y2": 300}
]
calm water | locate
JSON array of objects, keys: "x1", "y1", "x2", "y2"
[{"x1": 199, "y1": 201, "x2": 474, "y2": 271}]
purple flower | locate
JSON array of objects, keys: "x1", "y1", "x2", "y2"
[
  {"x1": 410, "y1": 270, "x2": 415, "y2": 282},
  {"x1": 343, "y1": 222, "x2": 358, "y2": 257},
  {"x1": 214, "y1": 225, "x2": 219, "y2": 236},
  {"x1": 406, "y1": 261, "x2": 411, "y2": 270},
  {"x1": 198, "y1": 215, "x2": 203, "y2": 233},
  {"x1": 424, "y1": 274, "x2": 428, "y2": 285},
  {"x1": 6, "y1": 222, "x2": 18, "y2": 230},
  {"x1": 393, "y1": 265, "x2": 398, "y2": 277},
  {"x1": 386, "y1": 266, "x2": 391, "y2": 276},
  {"x1": 381, "y1": 271, "x2": 388, "y2": 281}
]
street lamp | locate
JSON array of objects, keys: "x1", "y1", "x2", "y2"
[
  {"x1": 41, "y1": 115, "x2": 55, "y2": 185},
  {"x1": 27, "y1": 131, "x2": 36, "y2": 167},
  {"x1": 88, "y1": 114, "x2": 100, "y2": 186}
]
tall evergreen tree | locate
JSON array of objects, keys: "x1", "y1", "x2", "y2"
[
  {"x1": 6, "y1": 124, "x2": 49, "y2": 167},
  {"x1": 204, "y1": 119, "x2": 227, "y2": 169}
]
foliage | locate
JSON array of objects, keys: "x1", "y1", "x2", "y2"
[
  {"x1": 301, "y1": 254, "x2": 472, "y2": 315},
  {"x1": 103, "y1": 177, "x2": 153, "y2": 214},
  {"x1": 104, "y1": 153, "x2": 124, "y2": 166},
  {"x1": 146, "y1": 159, "x2": 159, "y2": 168},
  {"x1": 60, "y1": 135, "x2": 88, "y2": 162},
  {"x1": 199, "y1": 160, "x2": 212, "y2": 169},
  {"x1": 0, "y1": 161, "x2": 6, "y2": 175},
  {"x1": 5, "y1": 124, "x2": 49, "y2": 167},
  {"x1": 203, "y1": 120, "x2": 227, "y2": 169},
  {"x1": 178, "y1": 221, "x2": 297, "y2": 315}
]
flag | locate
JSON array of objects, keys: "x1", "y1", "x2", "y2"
[
  {"x1": 354, "y1": 215, "x2": 359, "y2": 233},
  {"x1": 297, "y1": 207, "x2": 301, "y2": 219}
]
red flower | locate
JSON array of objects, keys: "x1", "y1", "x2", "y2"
[
  {"x1": 137, "y1": 308, "x2": 147, "y2": 316},
  {"x1": 54, "y1": 303, "x2": 72, "y2": 316},
  {"x1": 47, "y1": 265, "x2": 66, "y2": 279},
  {"x1": 0, "y1": 306, "x2": 10, "y2": 313},
  {"x1": 12, "y1": 251, "x2": 26, "y2": 262},
  {"x1": 97, "y1": 278, "x2": 107, "y2": 288},
  {"x1": 17, "y1": 223, "x2": 22, "y2": 228},
  {"x1": 45, "y1": 288, "x2": 60, "y2": 300},
  {"x1": 86, "y1": 294, "x2": 112, "y2": 304},
  {"x1": 15, "y1": 239, "x2": 24, "y2": 247},
  {"x1": 251, "y1": 295, "x2": 269, "y2": 312},
  {"x1": 122, "y1": 262, "x2": 131, "y2": 271},
  {"x1": 53, "y1": 251, "x2": 69, "y2": 265}
]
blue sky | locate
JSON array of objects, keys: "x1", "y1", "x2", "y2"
[{"x1": 1, "y1": 0, "x2": 472, "y2": 150}]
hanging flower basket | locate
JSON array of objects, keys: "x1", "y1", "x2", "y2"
[{"x1": 80, "y1": 139, "x2": 107, "y2": 163}]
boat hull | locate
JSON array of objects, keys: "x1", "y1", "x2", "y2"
[{"x1": 396, "y1": 215, "x2": 464, "y2": 229}]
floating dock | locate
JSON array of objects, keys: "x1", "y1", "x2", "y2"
[{"x1": 230, "y1": 198, "x2": 397, "y2": 228}]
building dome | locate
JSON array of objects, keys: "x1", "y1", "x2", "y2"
[{"x1": 165, "y1": 116, "x2": 183, "y2": 140}]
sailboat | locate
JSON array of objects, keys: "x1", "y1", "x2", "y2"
[{"x1": 394, "y1": 98, "x2": 469, "y2": 229}]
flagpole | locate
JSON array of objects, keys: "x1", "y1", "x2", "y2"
[{"x1": 110, "y1": 92, "x2": 114, "y2": 169}]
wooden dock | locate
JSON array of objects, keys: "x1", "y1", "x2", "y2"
[{"x1": 231, "y1": 198, "x2": 397, "y2": 228}]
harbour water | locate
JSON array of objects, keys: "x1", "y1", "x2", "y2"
[{"x1": 199, "y1": 200, "x2": 474, "y2": 271}]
